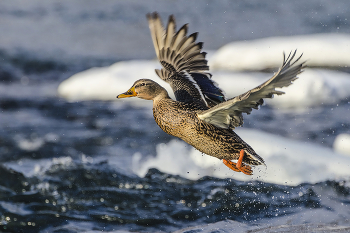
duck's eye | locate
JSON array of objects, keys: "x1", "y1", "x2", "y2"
[{"x1": 140, "y1": 83, "x2": 146, "y2": 86}]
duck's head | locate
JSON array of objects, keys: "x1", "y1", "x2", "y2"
[{"x1": 117, "y1": 79, "x2": 169, "y2": 100}]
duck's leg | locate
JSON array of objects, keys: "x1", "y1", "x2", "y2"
[
  {"x1": 223, "y1": 159, "x2": 241, "y2": 172},
  {"x1": 236, "y1": 150, "x2": 253, "y2": 175},
  {"x1": 223, "y1": 150, "x2": 253, "y2": 175}
]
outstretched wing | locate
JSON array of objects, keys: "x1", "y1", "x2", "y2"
[
  {"x1": 198, "y1": 51, "x2": 305, "y2": 129},
  {"x1": 147, "y1": 12, "x2": 225, "y2": 108}
]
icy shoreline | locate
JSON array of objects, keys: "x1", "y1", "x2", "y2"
[
  {"x1": 57, "y1": 59, "x2": 350, "y2": 109},
  {"x1": 133, "y1": 128, "x2": 350, "y2": 186},
  {"x1": 209, "y1": 33, "x2": 350, "y2": 71}
]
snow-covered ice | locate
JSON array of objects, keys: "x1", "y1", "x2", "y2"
[
  {"x1": 57, "y1": 60, "x2": 166, "y2": 101},
  {"x1": 209, "y1": 33, "x2": 350, "y2": 71},
  {"x1": 58, "y1": 59, "x2": 350, "y2": 108},
  {"x1": 333, "y1": 134, "x2": 350, "y2": 156},
  {"x1": 133, "y1": 128, "x2": 350, "y2": 186}
]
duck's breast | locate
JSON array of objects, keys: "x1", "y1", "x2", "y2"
[{"x1": 153, "y1": 100, "x2": 198, "y2": 138}]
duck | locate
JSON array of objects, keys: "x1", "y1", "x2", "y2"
[{"x1": 117, "y1": 12, "x2": 305, "y2": 175}]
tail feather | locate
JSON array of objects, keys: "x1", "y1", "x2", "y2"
[{"x1": 244, "y1": 148, "x2": 265, "y2": 166}]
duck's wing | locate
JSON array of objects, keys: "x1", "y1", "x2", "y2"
[
  {"x1": 198, "y1": 51, "x2": 305, "y2": 129},
  {"x1": 147, "y1": 12, "x2": 225, "y2": 108}
]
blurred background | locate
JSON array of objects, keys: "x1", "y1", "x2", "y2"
[{"x1": 1, "y1": 1, "x2": 350, "y2": 232}]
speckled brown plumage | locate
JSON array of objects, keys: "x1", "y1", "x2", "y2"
[
  {"x1": 153, "y1": 98, "x2": 263, "y2": 165},
  {"x1": 117, "y1": 13, "x2": 305, "y2": 175}
]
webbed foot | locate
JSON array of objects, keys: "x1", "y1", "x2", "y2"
[{"x1": 223, "y1": 150, "x2": 253, "y2": 175}]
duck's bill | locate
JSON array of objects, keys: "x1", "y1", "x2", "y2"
[{"x1": 117, "y1": 87, "x2": 137, "y2": 98}]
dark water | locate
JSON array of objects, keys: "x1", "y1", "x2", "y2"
[
  {"x1": 1, "y1": 1, "x2": 350, "y2": 232},
  {"x1": 0, "y1": 92, "x2": 349, "y2": 232},
  {"x1": 1, "y1": 164, "x2": 350, "y2": 232}
]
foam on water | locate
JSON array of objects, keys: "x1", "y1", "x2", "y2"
[
  {"x1": 209, "y1": 33, "x2": 350, "y2": 71},
  {"x1": 177, "y1": 219, "x2": 350, "y2": 233},
  {"x1": 15, "y1": 136, "x2": 45, "y2": 152},
  {"x1": 133, "y1": 128, "x2": 350, "y2": 186},
  {"x1": 3, "y1": 150, "x2": 135, "y2": 180},
  {"x1": 58, "y1": 59, "x2": 350, "y2": 109},
  {"x1": 4, "y1": 156, "x2": 73, "y2": 178}
]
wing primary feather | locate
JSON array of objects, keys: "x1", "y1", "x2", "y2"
[
  {"x1": 177, "y1": 33, "x2": 198, "y2": 53},
  {"x1": 171, "y1": 24, "x2": 188, "y2": 50},
  {"x1": 164, "y1": 15, "x2": 176, "y2": 48},
  {"x1": 180, "y1": 42, "x2": 203, "y2": 58}
]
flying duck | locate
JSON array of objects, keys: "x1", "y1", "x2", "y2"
[{"x1": 117, "y1": 12, "x2": 305, "y2": 175}]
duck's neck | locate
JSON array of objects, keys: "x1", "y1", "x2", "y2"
[{"x1": 153, "y1": 91, "x2": 171, "y2": 103}]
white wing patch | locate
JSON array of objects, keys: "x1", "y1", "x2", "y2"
[{"x1": 181, "y1": 71, "x2": 208, "y2": 107}]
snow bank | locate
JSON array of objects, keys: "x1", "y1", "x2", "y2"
[
  {"x1": 58, "y1": 59, "x2": 350, "y2": 108},
  {"x1": 333, "y1": 134, "x2": 350, "y2": 156},
  {"x1": 57, "y1": 60, "x2": 170, "y2": 101},
  {"x1": 213, "y1": 68, "x2": 350, "y2": 108},
  {"x1": 209, "y1": 33, "x2": 350, "y2": 71},
  {"x1": 132, "y1": 128, "x2": 350, "y2": 186},
  {"x1": 263, "y1": 68, "x2": 350, "y2": 108}
]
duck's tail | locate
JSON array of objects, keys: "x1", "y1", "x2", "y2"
[{"x1": 243, "y1": 146, "x2": 265, "y2": 166}]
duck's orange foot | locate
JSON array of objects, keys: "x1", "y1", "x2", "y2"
[
  {"x1": 223, "y1": 150, "x2": 253, "y2": 176},
  {"x1": 223, "y1": 159, "x2": 240, "y2": 172}
]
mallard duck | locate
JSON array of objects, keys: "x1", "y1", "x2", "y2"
[{"x1": 117, "y1": 12, "x2": 305, "y2": 175}]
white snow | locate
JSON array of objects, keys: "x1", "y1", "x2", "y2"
[
  {"x1": 209, "y1": 33, "x2": 350, "y2": 71},
  {"x1": 132, "y1": 128, "x2": 350, "y2": 186},
  {"x1": 333, "y1": 134, "x2": 350, "y2": 156},
  {"x1": 57, "y1": 60, "x2": 168, "y2": 101},
  {"x1": 264, "y1": 68, "x2": 350, "y2": 108},
  {"x1": 58, "y1": 59, "x2": 350, "y2": 109},
  {"x1": 213, "y1": 68, "x2": 350, "y2": 108},
  {"x1": 57, "y1": 33, "x2": 350, "y2": 107}
]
